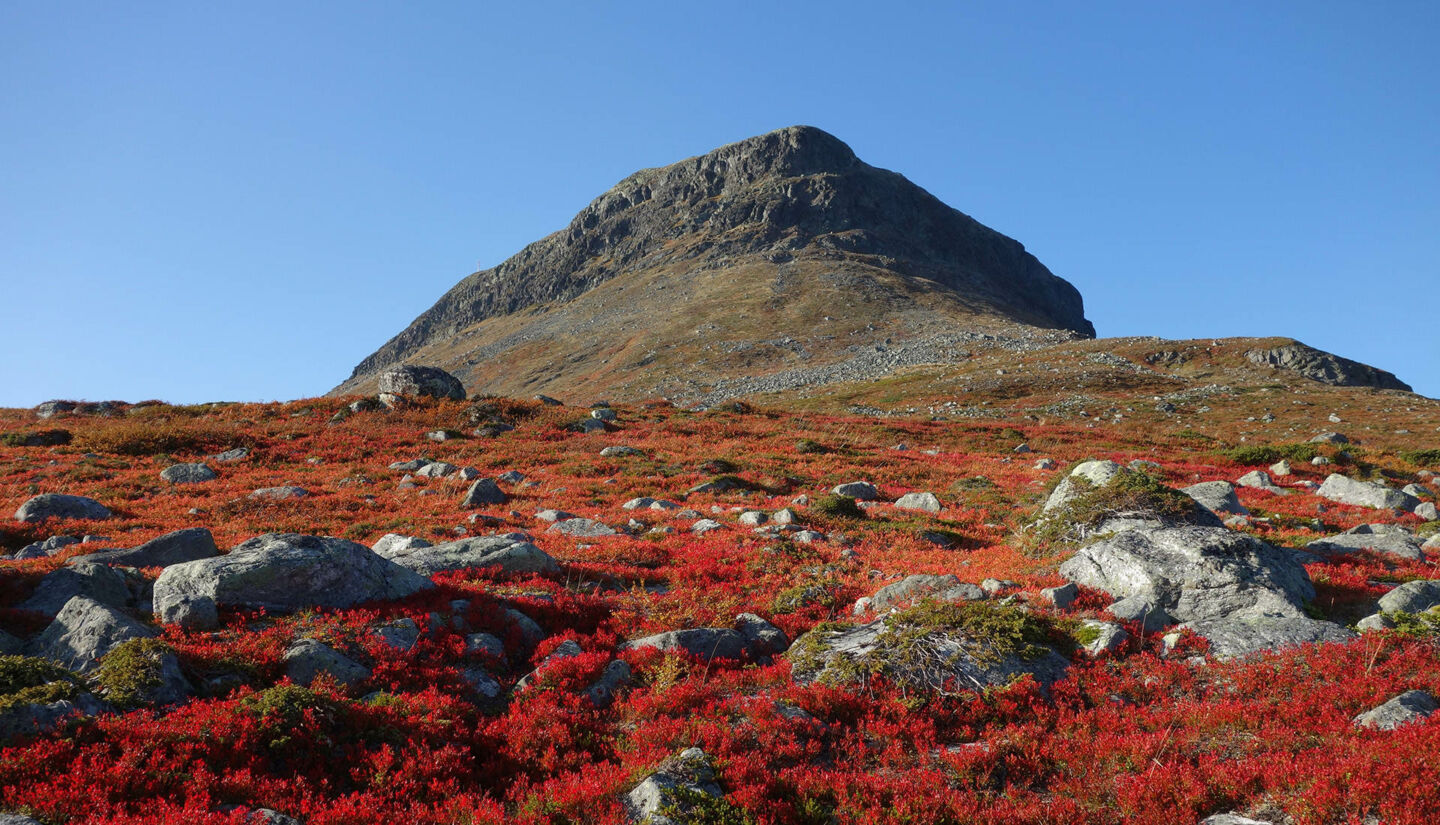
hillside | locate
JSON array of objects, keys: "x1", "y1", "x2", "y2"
[{"x1": 333, "y1": 126, "x2": 1095, "y2": 402}]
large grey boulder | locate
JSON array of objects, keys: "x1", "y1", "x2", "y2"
[
  {"x1": 33, "y1": 596, "x2": 155, "y2": 673},
  {"x1": 379, "y1": 535, "x2": 560, "y2": 577},
  {"x1": 1181, "y1": 481, "x2": 1249, "y2": 516},
  {"x1": 160, "y1": 463, "x2": 217, "y2": 484},
  {"x1": 1317, "y1": 474, "x2": 1420, "y2": 511},
  {"x1": 1377, "y1": 580, "x2": 1440, "y2": 615},
  {"x1": 377, "y1": 365, "x2": 465, "y2": 400},
  {"x1": 1035, "y1": 461, "x2": 1222, "y2": 547},
  {"x1": 19, "y1": 563, "x2": 131, "y2": 616},
  {"x1": 734, "y1": 613, "x2": 790, "y2": 657},
  {"x1": 789, "y1": 605, "x2": 1070, "y2": 695},
  {"x1": 621, "y1": 628, "x2": 749, "y2": 661},
  {"x1": 14, "y1": 494, "x2": 111, "y2": 523},
  {"x1": 867, "y1": 574, "x2": 985, "y2": 613},
  {"x1": 68, "y1": 527, "x2": 219, "y2": 568},
  {"x1": 626, "y1": 748, "x2": 724, "y2": 824},
  {"x1": 152, "y1": 533, "x2": 433, "y2": 630},
  {"x1": 1353, "y1": 690, "x2": 1437, "y2": 730},
  {"x1": 1060, "y1": 526, "x2": 1350, "y2": 658},
  {"x1": 1306, "y1": 524, "x2": 1425, "y2": 561},
  {"x1": 461, "y1": 478, "x2": 508, "y2": 507},
  {"x1": 1201, "y1": 816, "x2": 1275, "y2": 825},
  {"x1": 283, "y1": 639, "x2": 371, "y2": 688}
]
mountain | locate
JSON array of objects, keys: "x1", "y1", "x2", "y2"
[{"x1": 333, "y1": 126, "x2": 1095, "y2": 401}]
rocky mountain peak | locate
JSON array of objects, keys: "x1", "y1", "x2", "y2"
[{"x1": 339, "y1": 127, "x2": 1096, "y2": 396}]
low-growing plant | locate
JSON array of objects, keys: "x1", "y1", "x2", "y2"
[
  {"x1": 1398, "y1": 448, "x2": 1440, "y2": 467},
  {"x1": 809, "y1": 493, "x2": 866, "y2": 520},
  {"x1": 1026, "y1": 469, "x2": 1201, "y2": 553},
  {"x1": 92, "y1": 638, "x2": 175, "y2": 709},
  {"x1": 0, "y1": 656, "x2": 83, "y2": 714},
  {"x1": 1222, "y1": 443, "x2": 1320, "y2": 465}
]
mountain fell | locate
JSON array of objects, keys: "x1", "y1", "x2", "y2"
[{"x1": 335, "y1": 126, "x2": 1094, "y2": 401}]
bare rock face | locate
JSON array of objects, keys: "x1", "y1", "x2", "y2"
[
  {"x1": 1245, "y1": 340, "x2": 1411, "y2": 391},
  {"x1": 68, "y1": 527, "x2": 219, "y2": 568},
  {"x1": 339, "y1": 126, "x2": 1095, "y2": 393},
  {"x1": 376, "y1": 365, "x2": 466, "y2": 400},
  {"x1": 34, "y1": 596, "x2": 154, "y2": 673},
  {"x1": 378, "y1": 535, "x2": 559, "y2": 577},
  {"x1": 152, "y1": 533, "x2": 433, "y2": 630}
]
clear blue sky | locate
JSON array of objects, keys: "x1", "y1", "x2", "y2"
[{"x1": 3, "y1": 2, "x2": 1437, "y2": 404}]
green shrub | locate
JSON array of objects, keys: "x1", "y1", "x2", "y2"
[
  {"x1": 810, "y1": 494, "x2": 866, "y2": 520},
  {"x1": 1222, "y1": 443, "x2": 1319, "y2": 465},
  {"x1": 659, "y1": 787, "x2": 755, "y2": 825},
  {"x1": 794, "y1": 439, "x2": 829, "y2": 455},
  {"x1": 1399, "y1": 449, "x2": 1440, "y2": 467},
  {"x1": 0, "y1": 656, "x2": 83, "y2": 714},
  {"x1": 1027, "y1": 469, "x2": 1201, "y2": 552},
  {"x1": 93, "y1": 638, "x2": 174, "y2": 709}
]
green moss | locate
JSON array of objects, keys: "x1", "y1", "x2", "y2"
[
  {"x1": 1222, "y1": 443, "x2": 1320, "y2": 465},
  {"x1": 794, "y1": 438, "x2": 829, "y2": 455},
  {"x1": 243, "y1": 684, "x2": 339, "y2": 752},
  {"x1": 93, "y1": 638, "x2": 174, "y2": 709},
  {"x1": 0, "y1": 656, "x2": 83, "y2": 714},
  {"x1": 1027, "y1": 469, "x2": 1201, "y2": 553},
  {"x1": 1072, "y1": 622, "x2": 1104, "y2": 647},
  {"x1": 658, "y1": 787, "x2": 754, "y2": 825},
  {"x1": 810, "y1": 494, "x2": 866, "y2": 520},
  {"x1": 1384, "y1": 607, "x2": 1440, "y2": 637}
]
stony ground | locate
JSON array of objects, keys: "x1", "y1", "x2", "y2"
[{"x1": 1, "y1": 373, "x2": 1439, "y2": 824}]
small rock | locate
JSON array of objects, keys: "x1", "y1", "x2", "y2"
[
  {"x1": 209, "y1": 447, "x2": 249, "y2": 462},
  {"x1": 283, "y1": 639, "x2": 371, "y2": 688},
  {"x1": 547, "y1": 518, "x2": 619, "y2": 537},
  {"x1": 1034, "y1": 458, "x2": 1058, "y2": 470},
  {"x1": 691, "y1": 519, "x2": 724, "y2": 535},
  {"x1": 1077, "y1": 620, "x2": 1129, "y2": 656},
  {"x1": 591, "y1": 408, "x2": 618, "y2": 422},
  {"x1": 1041, "y1": 583, "x2": 1079, "y2": 610},
  {"x1": 1269, "y1": 460, "x2": 1292, "y2": 477},
  {"x1": 461, "y1": 478, "x2": 508, "y2": 507},
  {"x1": 1353, "y1": 690, "x2": 1438, "y2": 730},
  {"x1": 600, "y1": 445, "x2": 643, "y2": 457},
  {"x1": 249, "y1": 486, "x2": 308, "y2": 500},
  {"x1": 893, "y1": 492, "x2": 942, "y2": 514},
  {"x1": 831, "y1": 481, "x2": 879, "y2": 500},
  {"x1": 738, "y1": 510, "x2": 767, "y2": 526}
]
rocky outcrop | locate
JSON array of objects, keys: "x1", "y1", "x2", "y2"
[
  {"x1": 1307, "y1": 524, "x2": 1425, "y2": 561},
  {"x1": 1244, "y1": 340, "x2": 1411, "y2": 391},
  {"x1": 33, "y1": 597, "x2": 155, "y2": 673},
  {"x1": 1316, "y1": 474, "x2": 1420, "y2": 511},
  {"x1": 152, "y1": 533, "x2": 433, "y2": 630}
]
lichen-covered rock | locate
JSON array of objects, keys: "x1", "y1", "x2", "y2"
[
  {"x1": 625, "y1": 747, "x2": 724, "y2": 823},
  {"x1": 789, "y1": 600, "x2": 1070, "y2": 695},
  {"x1": 734, "y1": 613, "x2": 789, "y2": 657},
  {"x1": 14, "y1": 493, "x2": 111, "y2": 523},
  {"x1": 19, "y1": 563, "x2": 131, "y2": 617},
  {"x1": 893, "y1": 492, "x2": 942, "y2": 513},
  {"x1": 1060, "y1": 526, "x2": 1350, "y2": 658},
  {"x1": 377, "y1": 365, "x2": 465, "y2": 400},
  {"x1": 1316, "y1": 474, "x2": 1420, "y2": 511},
  {"x1": 621, "y1": 628, "x2": 748, "y2": 661},
  {"x1": 832, "y1": 481, "x2": 879, "y2": 500},
  {"x1": 370, "y1": 533, "x2": 432, "y2": 556},
  {"x1": 1353, "y1": 690, "x2": 1437, "y2": 730},
  {"x1": 1378, "y1": 580, "x2": 1440, "y2": 615},
  {"x1": 547, "y1": 518, "x2": 619, "y2": 537},
  {"x1": 34, "y1": 597, "x2": 156, "y2": 673},
  {"x1": 152, "y1": 533, "x2": 433, "y2": 630},
  {"x1": 1034, "y1": 462, "x2": 1221, "y2": 548},
  {"x1": 461, "y1": 478, "x2": 508, "y2": 507},
  {"x1": 1180, "y1": 481, "x2": 1250, "y2": 516},
  {"x1": 1307, "y1": 523, "x2": 1425, "y2": 561},
  {"x1": 379, "y1": 535, "x2": 559, "y2": 577},
  {"x1": 68, "y1": 527, "x2": 219, "y2": 568},
  {"x1": 248, "y1": 486, "x2": 308, "y2": 500},
  {"x1": 1244, "y1": 340, "x2": 1411, "y2": 391},
  {"x1": 867, "y1": 574, "x2": 985, "y2": 613},
  {"x1": 283, "y1": 639, "x2": 371, "y2": 689},
  {"x1": 159, "y1": 463, "x2": 217, "y2": 484}
]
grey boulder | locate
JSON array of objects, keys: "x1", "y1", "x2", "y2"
[
  {"x1": 893, "y1": 492, "x2": 942, "y2": 513},
  {"x1": 1060, "y1": 525, "x2": 1350, "y2": 658},
  {"x1": 547, "y1": 518, "x2": 619, "y2": 537},
  {"x1": 1181, "y1": 481, "x2": 1250, "y2": 516},
  {"x1": 152, "y1": 533, "x2": 433, "y2": 630},
  {"x1": 1307, "y1": 524, "x2": 1425, "y2": 561},
  {"x1": 626, "y1": 747, "x2": 724, "y2": 824},
  {"x1": 34, "y1": 596, "x2": 155, "y2": 673},
  {"x1": 1353, "y1": 690, "x2": 1437, "y2": 731},
  {"x1": 380, "y1": 535, "x2": 560, "y2": 577},
  {"x1": 14, "y1": 493, "x2": 111, "y2": 523},
  {"x1": 831, "y1": 481, "x2": 879, "y2": 500},
  {"x1": 160, "y1": 463, "x2": 217, "y2": 484},
  {"x1": 68, "y1": 527, "x2": 219, "y2": 568},
  {"x1": 867, "y1": 574, "x2": 985, "y2": 613},
  {"x1": 283, "y1": 639, "x2": 371, "y2": 688},
  {"x1": 1317, "y1": 474, "x2": 1420, "y2": 511},
  {"x1": 1377, "y1": 580, "x2": 1440, "y2": 615},
  {"x1": 19, "y1": 563, "x2": 131, "y2": 617},
  {"x1": 621, "y1": 628, "x2": 749, "y2": 661},
  {"x1": 461, "y1": 478, "x2": 508, "y2": 507},
  {"x1": 377, "y1": 365, "x2": 465, "y2": 400}
]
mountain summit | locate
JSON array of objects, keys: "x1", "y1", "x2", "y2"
[{"x1": 336, "y1": 126, "x2": 1095, "y2": 401}]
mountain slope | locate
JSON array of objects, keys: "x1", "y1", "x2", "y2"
[{"x1": 334, "y1": 126, "x2": 1094, "y2": 400}]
